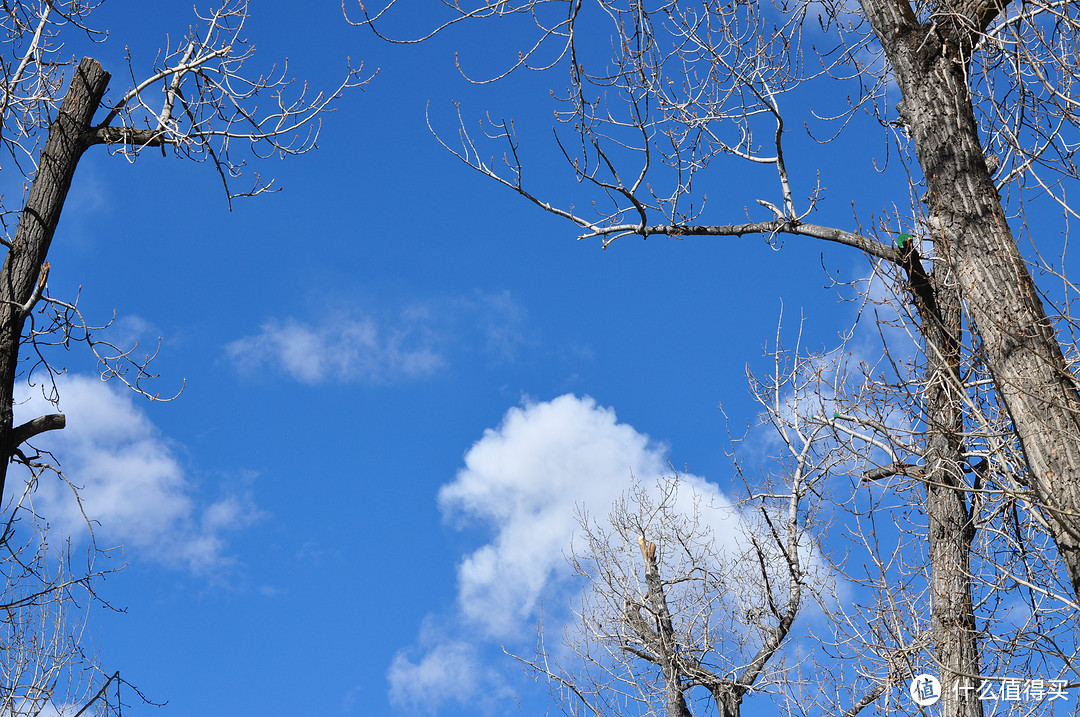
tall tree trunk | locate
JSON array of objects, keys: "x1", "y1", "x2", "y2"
[
  {"x1": 858, "y1": 0, "x2": 1080, "y2": 601},
  {"x1": 913, "y1": 252, "x2": 983, "y2": 717},
  {"x1": 626, "y1": 536, "x2": 694, "y2": 717},
  {"x1": 0, "y1": 58, "x2": 109, "y2": 498}
]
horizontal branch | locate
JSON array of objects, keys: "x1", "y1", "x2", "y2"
[
  {"x1": 863, "y1": 462, "x2": 924, "y2": 481},
  {"x1": 595, "y1": 221, "x2": 901, "y2": 264},
  {"x1": 88, "y1": 126, "x2": 168, "y2": 147},
  {"x1": 11, "y1": 413, "x2": 65, "y2": 448}
]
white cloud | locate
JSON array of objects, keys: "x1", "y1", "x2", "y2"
[
  {"x1": 387, "y1": 642, "x2": 480, "y2": 710},
  {"x1": 225, "y1": 315, "x2": 444, "y2": 384},
  {"x1": 387, "y1": 619, "x2": 507, "y2": 713},
  {"x1": 460, "y1": 290, "x2": 529, "y2": 362},
  {"x1": 12, "y1": 374, "x2": 260, "y2": 572},
  {"x1": 441, "y1": 394, "x2": 714, "y2": 636},
  {"x1": 225, "y1": 290, "x2": 529, "y2": 385},
  {"x1": 393, "y1": 395, "x2": 742, "y2": 711}
]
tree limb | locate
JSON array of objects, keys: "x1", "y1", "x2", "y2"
[
  {"x1": 10, "y1": 413, "x2": 65, "y2": 449},
  {"x1": 609, "y1": 221, "x2": 900, "y2": 264}
]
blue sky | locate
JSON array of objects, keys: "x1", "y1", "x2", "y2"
[{"x1": 8, "y1": 2, "x2": 1078, "y2": 716}]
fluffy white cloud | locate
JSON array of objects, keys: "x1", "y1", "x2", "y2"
[
  {"x1": 441, "y1": 394, "x2": 722, "y2": 636},
  {"x1": 12, "y1": 374, "x2": 259, "y2": 571},
  {"x1": 387, "y1": 619, "x2": 507, "y2": 713},
  {"x1": 225, "y1": 290, "x2": 529, "y2": 385},
  {"x1": 392, "y1": 395, "x2": 741, "y2": 710}
]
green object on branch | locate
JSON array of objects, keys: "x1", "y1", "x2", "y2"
[
  {"x1": 833, "y1": 411, "x2": 840, "y2": 419},
  {"x1": 897, "y1": 232, "x2": 913, "y2": 247}
]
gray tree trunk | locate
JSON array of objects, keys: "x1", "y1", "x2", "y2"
[
  {"x1": 913, "y1": 250, "x2": 983, "y2": 717},
  {"x1": 0, "y1": 58, "x2": 109, "y2": 497},
  {"x1": 858, "y1": 0, "x2": 1080, "y2": 601},
  {"x1": 624, "y1": 538, "x2": 694, "y2": 717}
]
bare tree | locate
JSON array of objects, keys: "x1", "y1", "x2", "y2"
[
  {"x1": 809, "y1": 270, "x2": 1080, "y2": 717},
  {"x1": 519, "y1": 468, "x2": 816, "y2": 717},
  {"x1": 514, "y1": 302, "x2": 1080, "y2": 716},
  {"x1": 351, "y1": 0, "x2": 1080, "y2": 714},
  {"x1": 507, "y1": 329, "x2": 896, "y2": 717},
  {"x1": 2, "y1": 0, "x2": 364, "y2": 495},
  {"x1": 352, "y1": 0, "x2": 1080, "y2": 601},
  {"x1": 0, "y1": 1, "x2": 364, "y2": 712},
  {"x1": 0, "y1": 480, "x2": 124, "y2": 716}
]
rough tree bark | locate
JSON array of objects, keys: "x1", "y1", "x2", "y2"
[
  {"x1": 0, "y1": 58, "x2": 110, "y2": 497},
  {"x1": 353, "y1": 1, "x2": 1077, "y2": 710},
  {"x1": 858, "y1": 0, "x2": 1080, "y2": 601},
  {"x1": 906, "y1": 242, "x2": 983, "y2": 717}
]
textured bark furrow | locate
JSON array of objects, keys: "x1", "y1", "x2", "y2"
[{"x1": 0, "y1": 58, "x2": 110, "y2": 496}]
